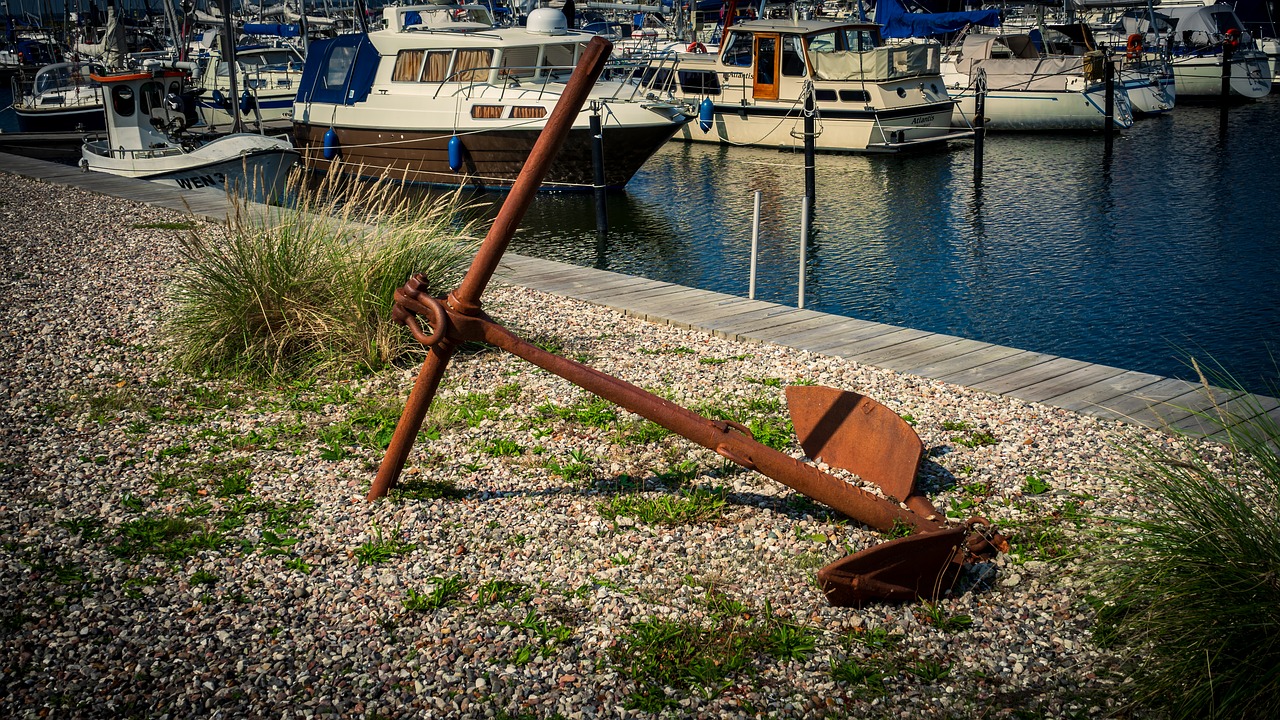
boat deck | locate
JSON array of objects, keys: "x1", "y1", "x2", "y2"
[{"x1": 4, "y1": 150, "x2": 1274, "y2": 440}]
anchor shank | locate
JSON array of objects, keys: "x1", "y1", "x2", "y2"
[
  {"x1": 474, "y1": 317, "x2": 942, "y2": 534},
  {"x1": 451, "y1": 37, "x2": 613, "y2": 312},
  {"x1": 368, "y1": 344, "x2": 456, "y2": 501}
]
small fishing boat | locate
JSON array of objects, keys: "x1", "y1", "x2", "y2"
[
  {"x1": 656, "y1": 8, "x2": 974, "y2": 152},
  {"x1": 11, "y1": 61, "x2": 107, "y2": 132},
  {"x1": 80, "y1": 67, "x2": 298, "y2": 198},
  {"x1": 291, "y1": 4, "x2": 690, "y2": 191}
]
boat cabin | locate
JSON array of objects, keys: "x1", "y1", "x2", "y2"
[
  {"x1": 87, "y1": 69, "x2": 189, "y2": 159},
  {"x1": 656, "y1": 20, "x2": 943, "y2": 104}
]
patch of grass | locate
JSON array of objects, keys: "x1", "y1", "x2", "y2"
[
  {"x1": 544, "y1": 453, "x2": 592, "y2": 484},
  {"x1": 598, "y1": 487, "x2": 727, "y2": 525},
  {"x1": 110, "y1": 515, "x2": 226, "y2": 560},
  {"x1": 829, "y1": 657, "x2": 891, "y2": 698},
  {"x1": 906, "y1": 658, "x2": 951, "y2": 682},
  {"x1": 133, "y1": 220, "x2": 197, "y2": 230},
  {"x1": 166, "y1": 171, "x2": 476, "y2": 380},
  {"x1": 1022, "y1": 471, "x2": 1052, "y2": 495},
  {"x1": 1007, "y1": 514, "x2": 1074, "y2": 564},
  {"x1": 941, "y1": 420, "x2": 971, "y2": 432},
  {"x1": 615, "y1": 419, "x2": 671, "y2": 445},
  {"x1": 916, "y1": 601, "x2": 973, "y2": 633},
  {"x1": 536, "y1": 397, "x2": 617, "y2": 428},
  {"x1": 189, "y1": 570, "x2": 218, "y2": 586},
  {"x1": 354, "y1": 524, "x2": 415, "y2": 565},
  {"x1": 475, "y1": 579, "x2": 526, "y2": 608},
  {"x1": 390, "y1": 476, "x2": 467, "y2": 502},
  {"x1": 653, "y1": 459, "x2": 699, "y2": 487},
  {"x1": 1090, "y1": 377, "x2": 1280, "y2": 720},
  {"x1": 57, "y1": 516, "x2": 105, "y2": 540},
  {"x1": 433, "y1": 384, "x2": 519, "y2": 428},
  {"x1": 403, "y1": 575, "x2": 466, "y2": 611},
  {"x1": 610, "y1": 592, "x2": 816, "y2": 711},
  {"x1": 480, "y1": 438, "x2": 524, "y2": 457}
]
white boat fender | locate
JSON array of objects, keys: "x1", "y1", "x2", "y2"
[
  {"x1": 448, "y1": 135, "x2": 463, "y2": 172},
  {"x1": 323, "y1": 128, "x2": 340, "y2": 160},
  {"x1": 698, "y1": 98, "x2": 714, "y2": 133}
]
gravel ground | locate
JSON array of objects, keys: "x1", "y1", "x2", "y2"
[{"x1": 0, "y1": 172, "x2": 1190, "y2": 718}]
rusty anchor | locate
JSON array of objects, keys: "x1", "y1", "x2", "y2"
[{"x1": 368, "y1": 37, "x2": 1006, "y2": 606}]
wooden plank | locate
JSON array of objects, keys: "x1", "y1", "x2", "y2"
[
  {"x1": 1044, "y1": 370, "x2": 1166, "y2": 413},
  {"x1": 1205, "y1": 393, "x2": 1280, "y2": 442},
  {"x1": 936, "y1": 351, "x2": 1059, "y2": 387},
  {"x1": 856, "y1": 334, "x2": 970, "y2": 369},
  {"x1": 902, "y1": 342, "x2": 1023, "y2": 379},
  {"x1": 969, "y1": 357, "x2": 1092, "y2": 396},
  {"x1": 729, "y1": 308, "x2": 829, "y2": 336},
  {"x1": 822, "y1": 328, "x2": 936, "y2": 360},
  {"x1": 804, "y1": 321, "x2": 911, "y2": 353},
  {"x1": 758, "y1": 315, "x2": 879, "y2": 346},
  {"x1": 1008, "y1": 364, "x2": 1130, "y2": 404},
  {"x1": 1088, "y1": 378, "x2": 1201, "y2": 427}
]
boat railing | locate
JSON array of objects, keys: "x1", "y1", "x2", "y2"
[
  {"x1": 431, "y1": 55, "x2": 682, "y2": 104},
  {"x1": 83, "y1": 141, "x2": 185, "y2": 161}
]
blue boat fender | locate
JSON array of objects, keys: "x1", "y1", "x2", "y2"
[
  {"x1": 698, "y1": 97, "x2": 714, "y2": 133},
  {"x1": 448, "y1": 135, "x2": 463, "y2": 172},
  {"x1": 239, "y1": 90, "x2": 255, "y2": 114},
  {"x1": 322, "y1": 128, "x2": 340, "y2": 160},
  {"x1": 211, "y1": 89, "x2": 226, "y2": 109}
]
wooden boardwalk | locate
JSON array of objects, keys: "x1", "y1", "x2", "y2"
[{"x1": 5, "y1": 151, "x2": 1275, "y2": 438}]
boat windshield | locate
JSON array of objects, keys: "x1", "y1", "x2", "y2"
[
  {"x1": 807, "y1": 28, "x2": 880, "y2": 53},
  {"x1": 34, "y1": 64, "x2": 98, "y2": 95}
]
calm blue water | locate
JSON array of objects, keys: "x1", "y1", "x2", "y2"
[
  {"x1": 509, "y1": 98, "x2": 1280, "y2": 395},
  {"x1": 4, "y1": 82, "x2": 1276, "y2": 394}
]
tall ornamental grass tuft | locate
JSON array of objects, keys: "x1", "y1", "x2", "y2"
[
  {"x1": 1091, "y1": 367, "x2": 1280, "y2": 720},
  {"x1": 167, "y1": 169, "x2": 476, "y2": 379}
]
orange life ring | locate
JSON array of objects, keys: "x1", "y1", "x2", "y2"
[
  {"x1": 687, "y1": 41, "x2": 707, "y2": 54},
  {"x1": 1125, "y1": 33, "x2": 1143, "y2": 60}
]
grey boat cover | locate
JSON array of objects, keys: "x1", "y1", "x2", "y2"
[{"x1": 952, "y1": 34, "x2": 1088, "y2": 92}]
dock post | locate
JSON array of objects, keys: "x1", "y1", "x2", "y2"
[
  {"x1": 1104, "y1": 58, "x2": 1115, "y2": 155},
  {"x1": 589, "y1": 104, "x2": 608, "y2": 239},
  {"x1": 1220, "y1": 41, "x2": 1233, "y2": 136},
  {"x1": 803, "y1": 85, "x2": 816, "y2": 204},
  {"x1": 973, "y1": 69, "x2": 986, "y2": 184},
  {"x1": 749, "y1": 190, "x2": 761, "y2": 300},
  {"x1": 798, "y1": 197, "x2": 809, "y2": 309}
]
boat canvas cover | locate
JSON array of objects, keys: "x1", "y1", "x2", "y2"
[
  {"x1": 956, "y1": 35, "x2": 1085, "y2": 91},
  {"x1": 811, "y1": 44, "x2": 937, "y2": 81},
  {"x1": 242, "y1": 22, "x2": 300, "y2": 37},
  {"x1": 296, "y1": 33, "x2": 379, "y2": 106},
  {"x1": 875, "y1": 0, "x2": 1001, "y2": 39},
  {"x1": 1164, "y1": 4, "x2": 1246, "y2": 42}
]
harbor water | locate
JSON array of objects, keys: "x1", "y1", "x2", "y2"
[
  {"x1": 508, "y1": 98, "x2": 1280, "y2": 396},
  {"x1": 2, "y1": 85, "x2": 1277, "y2": 395}
]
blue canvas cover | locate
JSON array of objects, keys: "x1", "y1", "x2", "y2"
[
  {"x1": 295, "y1": 33, "x2": 379, "y2": 106},
  {"x1": 876, "y1": 0, "x2": 1001, "y2": 39},
  {"x1": 242, "y1": 22, "x2": 301, "y2": 37}
]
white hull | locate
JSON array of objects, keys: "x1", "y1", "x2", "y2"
[
  {"x1": 948, "y1": 85, "x2": 1133, "y2": 131},
  {"x1": 1169, "y1": 50, "x2": 1272, "y2": 98},
  {"x1": 82, "y1": 133, "x2": 298, "y2": 196},
  {"x1": 1261, "y1": 38, "x2": 1280, "y2": 87},
  {"x1": 1121, "y1": 64, "x2": 1176, "y2": 115}
]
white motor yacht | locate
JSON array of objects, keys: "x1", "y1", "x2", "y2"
[{"x1": 291, "y1": 5, "x2": 690, "y2": 191}]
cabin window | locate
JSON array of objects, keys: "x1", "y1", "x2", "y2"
[
  {"x1": 755, "y1": 36, "x2": 776, "y2": 86},
  {"x1": 501, "y1": 46, "x2": 539, "y2": 78},
  {"x1": 471, "y1": 104, "x2": 504, "y2": 119},
  {"x1": 541, "y1": 44, "x2": 575, "y2": 72},
  {"x1": 511, "y1": 106, "x2": 546, "y2": 118},
  {"x1": 839, "y1": 89, "x2": 871, "y2": 102},
  {"x1": 111, "y1": 85, "x2": 135, "y2": 117},
  {"x1": 139, "y1": 81, "x2": 164, "y2": 114},
  {"x1": 677, "y1": 69, "x2": 720, "y2": 95},
  {"x1": 392, "y1": 50, "x2": 425, "y2": 81},
  {"x1": 721, "y1": 32, "x2": 752, "y2": 67},
  {"x1": 454, "y1": 49, "x2": 493, "y2": 82},
  {"x1": 640, "y1": 67, "x2": 674, "y2": 92},
  {"x1": 814, "y1": 88, "x2": 837, "y2": 101},
  {"x1": 324, "y1": 45, "x2": 356, "y2": 89},
  {"x1": 782, "y1": 36, "x2": 806, "y2": 76},
  {"x1": 808, "y1": 28, "x2": 879, "y2": 54},
  {"x1": 422, "y1": 51, "x2": 453, "y2": 82}
]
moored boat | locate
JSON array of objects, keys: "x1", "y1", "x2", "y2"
[
  {"x1": 1157, "y1": 2, "x2": 1271, "y2": 99},
  {"x1": 11, "y1": 61, "x2": 107, "y2": 132},
  {"x1": 80, "y1": 67, "x2": 298, "y2": 198},
  {"x1": 657, "y1": 10, "x2": 974, "y2": 152},
  {"x1": 291, "y1": 4, "x2": 691, "y2": 191}
]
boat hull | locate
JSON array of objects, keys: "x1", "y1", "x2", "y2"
[
  {"x1": 292, "y1": 120, "x2": 684, "y2": 191},
  {"x1": 1170, "y1": 50, "x2": 1272, "y2": 98},
  {"x1": 676, "y1": 100, "x2": 969, "y2": 153},
  {"x1": 948, "y1": 87, "x2": 1133, "y2": 131},
  {"x1": 81, "y1": 135, "x2": 299, "y2": 199},
  {"x1": 14, "y1": 104, "x2": 106, "y2": 132}
]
